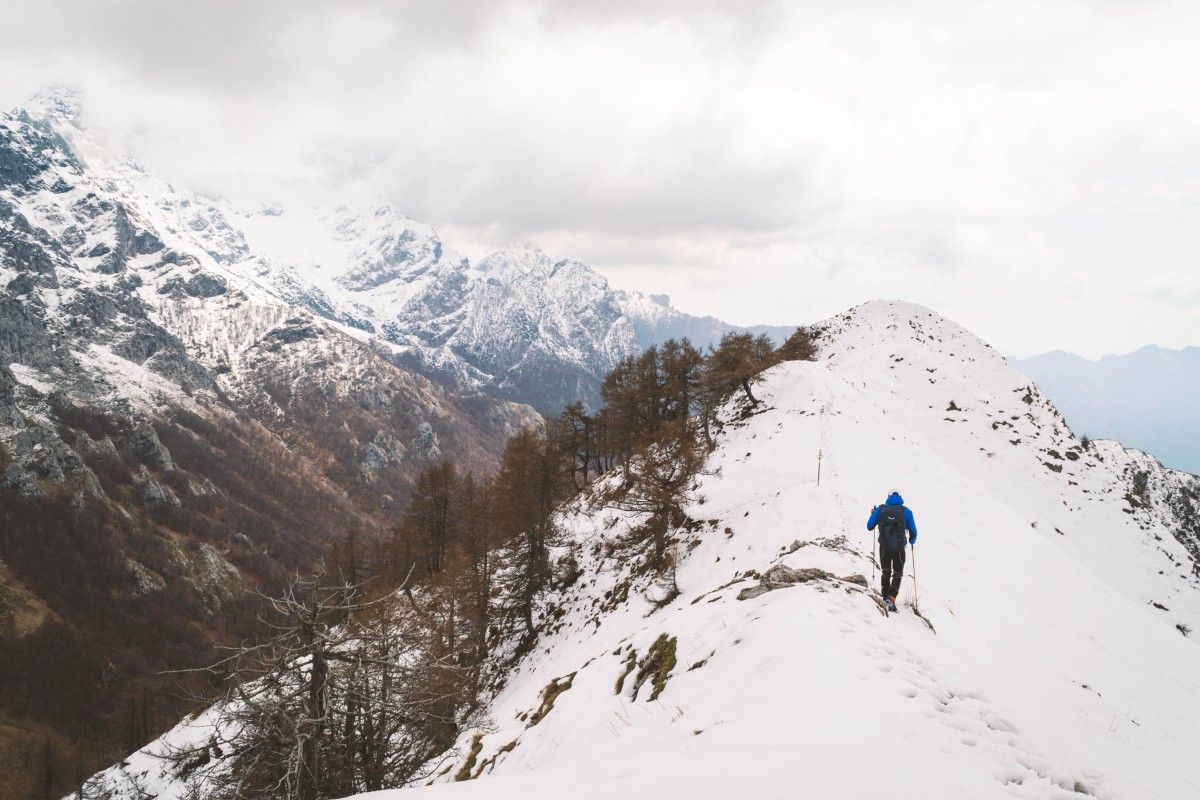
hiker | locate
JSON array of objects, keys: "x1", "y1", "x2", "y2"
[{"x1": 867, "y1": 491, "x2": 917, "y2": 613}]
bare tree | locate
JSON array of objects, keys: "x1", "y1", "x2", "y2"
[
  {"x1": 167, "y1": 568, "x2": 469, "y2": 800},
  {"x1": 553, "y1": 402, "x2": 596, "y2": 491}
]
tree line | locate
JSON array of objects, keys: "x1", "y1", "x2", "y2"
[{"x1": 133, "y1": 328, "x2": 818, "y2": 800}]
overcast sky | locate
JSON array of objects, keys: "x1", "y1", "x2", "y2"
[{"x1": 2, "y1": 0, "x2": 1198, "y2": 357}]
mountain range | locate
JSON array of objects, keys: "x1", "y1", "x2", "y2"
[
  {"x1": 1013, "y1": 347, "x2": 1200, "y2": 476},
  {"x1": 87, "y1": 301, "x2": 1200, "y2": 800}
]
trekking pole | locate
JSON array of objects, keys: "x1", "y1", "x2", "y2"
[
  {"x1": 870, "y1": 532, "x2": 875, "y2": 588},
  {"x1": 911, "y1": 542, "x2": 918, "y2": 602}
]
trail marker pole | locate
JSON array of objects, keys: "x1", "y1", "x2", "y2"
[{"x1": 817, "y1": 449, "x2": 822, "y2": 486}]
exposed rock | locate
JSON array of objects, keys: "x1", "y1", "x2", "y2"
[
  {"x1": 0, "y1": 119, "x2": 81, "y2": 191},
  {"x1": 5, "y1": 272, "x2": 38, "y2": 296},
  {"x1": 360, "y1": 431, "x2": 405, "y2": 479},
  {"x1": 158, "y1": 273, "x2": 227, "y2": 299},
  {"x1": 761, "y1": 564, "x2": 833, "y2": 587},
  {"x1": 737, "y1": 564, "x2": 837, "y2": 600},
  {"x1": 125, "y1": 558, "x2": 166, "y2": 596},
  {"x1": 121, "y1": 424, "x2": 175, "y2": 470},
  {"x1": 1, "y1": 462, "x2": 42, "y2": 497},
  {"x1": 260, "y1": 319, "x2": 320, "y2": 350},
  {"x1": 34, "y1": 440, "x2": 84, "y2": 482},
  {"x1": 186, "y1": 476, "x2": 220, "y2": 498},
  {"x1": 190, "y1": 543, "x2": 239, "y2": 612},
  {"x1": 61, "y1": 286, "x2": 123, "y2": 327},
  {"x1": 137, "y1": 465, "x2": 181, "y2": 507},
  {"x1": 6, "y1": 428, "x2": 83, "y2": 486},
  {"x1": 113, "y1": 319, "x2": 216, "y2": 391},
  {"x1": 0, "y1": 295, "x2": 56, "y2": 369},
  {"x1": 736, "y1": 586, "x2": 771, "y2": 601},
  {"x1": 409, "y1": 421, "x2": 442, "y2": 463},
  {"x1": 97, "y1": 204, "x2": 165, "y2": 274}
]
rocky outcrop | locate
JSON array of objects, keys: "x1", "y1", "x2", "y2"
[{"x1": 736, "y1": 565, "x2": 868, "y2": 601}]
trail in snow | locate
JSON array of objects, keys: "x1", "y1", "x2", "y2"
[{"x1": 392, "y1": 303, "x2": 1200, "y2": 800}]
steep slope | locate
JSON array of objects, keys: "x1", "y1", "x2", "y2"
[
  {"x1": 90, "y1": 301, "x2": 1200, "y2": 800},
  {"x1": 1013, "y1": 347, "x2": 1200, "y2": 476},
  {"x1": 0, "y1": 91, "x2": 538, "y2": 793}
]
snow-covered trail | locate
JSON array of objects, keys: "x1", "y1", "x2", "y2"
[
  {"x1": 657, "y1": 359, "x2": 1200, "y2": 799},
  {"x1": 377, "y1": 307, "x2": 1200, "y2": 800}
]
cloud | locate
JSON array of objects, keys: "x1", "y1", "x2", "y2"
[
  {"x1": 2, "y1": 0, "x2": 1198, "y2": 355},
  {"x1": 1140, "y1": 273, "x2": 1200, "y2": 307}
]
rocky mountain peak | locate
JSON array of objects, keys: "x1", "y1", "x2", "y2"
[
  {"x1": 475, "y1": 243, "x2": 555, "y2": 279},
  {"x1": 16, "y1": 86, "x2": 82, "y2": 124}
]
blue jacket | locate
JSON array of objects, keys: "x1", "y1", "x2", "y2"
[{"x1": 867, "y1": 493, "x2": 917, "y2": 544}]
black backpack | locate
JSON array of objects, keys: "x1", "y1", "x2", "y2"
[{"x1": 877, "y1": 505, "x2": 906, "y2": 549}]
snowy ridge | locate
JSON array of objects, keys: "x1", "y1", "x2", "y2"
[
  {"x1": 87, "y1": 302, "x2": 1200, "y2": 800},
  {"x1": 404, "y1": 302, "x2": 1200, "y2": 800},
  {"x1": 1013, "y1": 347, "x2": 1200, "y2": 475}
]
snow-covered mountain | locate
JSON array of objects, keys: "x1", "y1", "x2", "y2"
[
  {"x1": 89, "y1": 301, "x2": 1200, "y2": 800},
  {"x1": 216, "y1": 205, "x2": 794, "y2": 411},
  {"x1": 3, "y1": 89, "x2": 794, "y2": 422},
  {"x1": 1013, "y1": 347, "x2": 1200, "y2": 476},
  {"x1": 1, "y1": 86, "x2": 543, "y2": 520},
  {"x1": 0, "y1": 88, "x2": 541, "y2": 792}
]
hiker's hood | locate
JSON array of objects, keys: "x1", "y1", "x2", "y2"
[{"x1": 885, "y1": 493, "x2": 905, "y2": 506}]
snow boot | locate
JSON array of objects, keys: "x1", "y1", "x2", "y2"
[{"x1": 885, "y1": 596, "x2": 898, "y2": 613}]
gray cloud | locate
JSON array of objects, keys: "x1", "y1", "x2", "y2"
[{"x1": 2, "y1": 0, "x2": 1198, "y2": 356}]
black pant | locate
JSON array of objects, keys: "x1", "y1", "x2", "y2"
[{"x1": 880, "y1": 539, "x2": 906, "y2": 600}]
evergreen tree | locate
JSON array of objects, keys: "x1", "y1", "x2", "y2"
[
  {"x1": 705, "y1": 332, "x2": 776, "y2": 408},
  {"x1": 774, "y1": 326, "x2": 819, "y2": 363}
]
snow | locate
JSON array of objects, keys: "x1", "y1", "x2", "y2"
[
  {"x1": 8, "y1": 362, "x2": 55, "y2": 394},
  {"x1": 88, "y1": 301, "x2": 1200, "y2": 800},
  {"x1": 75, "y1": 343, "x2": 195, "y2": 412},
  {"x1": 89, "y1": 705, "x2": 239, "y2": 800}
]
